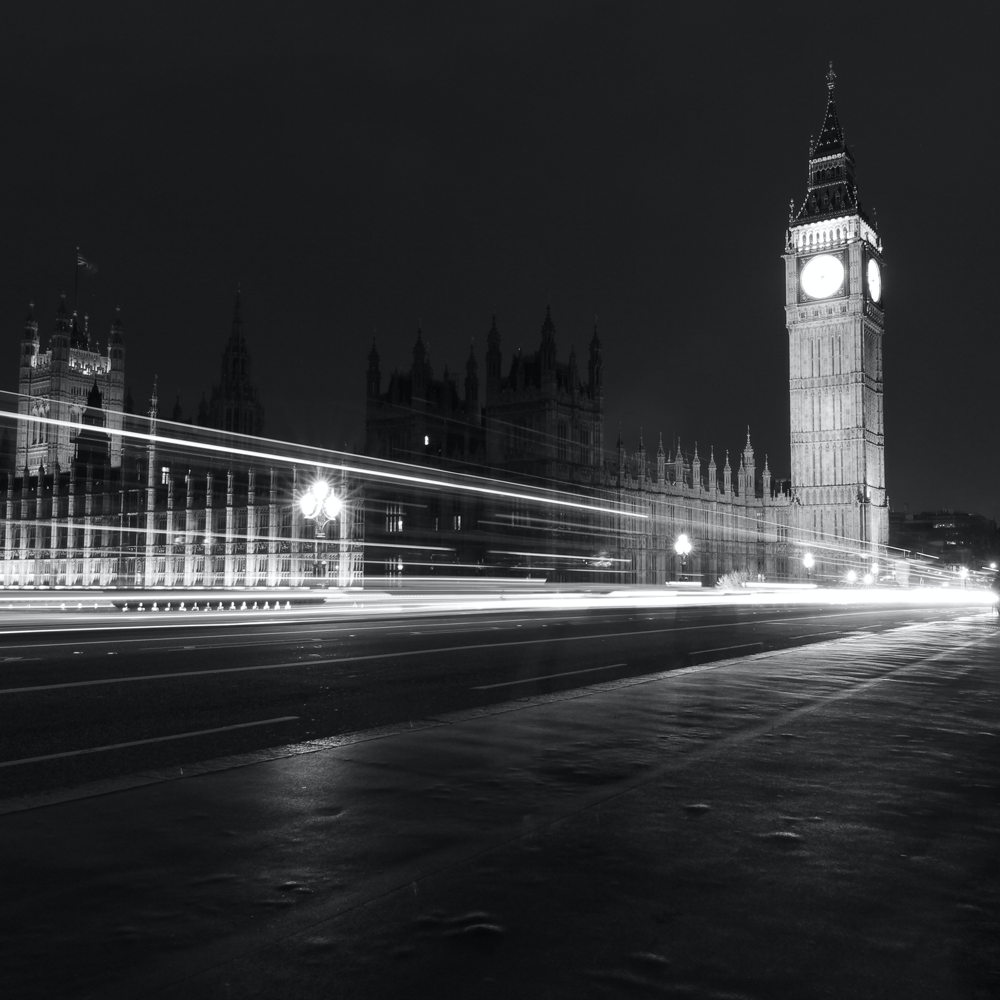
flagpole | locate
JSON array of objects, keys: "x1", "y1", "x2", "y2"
[{"x1": 74, "y1": 246, "x2": 80, "y2": 310}]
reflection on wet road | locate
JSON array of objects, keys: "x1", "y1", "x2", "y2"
[{"x1": 1, "y1": 611, "x2": 998, "y2": 998}]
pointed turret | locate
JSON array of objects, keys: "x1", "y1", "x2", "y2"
[
  {"x1": 742, "y1": 427, "x2": 756, "y2": 496},
  {"x1": 366, "y1": 338, "x2": 381, "y2": 399},
  {"x1": 411, "y1": 327, "x2": 430, "y2": 402},
  {"x1": 149, "y1": 375, "x2": 159, "y2": 420},
  {"x1": 108, "y1": 307, "x2": 124, "y2": 372},
  {"x1": 539, "y1": 306, "x2": 556, "y2": 380},
  {"x1": 763, "y1": 455, "x2": 772, "y2": 497},
  {"x1": 464, "y1": 339, "x2": 479, "y2": 421},
  {"x1": 21, "y1": 302, "x2": 39, "y2": 368},
  {"x1": 656, "y1": 432, "x2": 665, "y2": 483},
  {"x1": 674, "y1": 439, "x2": 685, "y2": 487},
  {"x1": 708, "y1": 446, "x2": 717, "y2": 494},
  {"x1": 723, "y1": 450, "x2": 732, "y2": 495},
  {"x1": 69, "y1": 309, "x2": 88, "y2": 350},
  {"x1": 485, "y1": 314, "x2": 502, "y2": 402},
  {"x1": 588, "y1": 319, "x2": 603, "y2": 400},
  {"x1": 51, "y1": 295, "x2": 72, "y2": 361},
  {"x1": 792, "y1": 63, "x2": 861, "y2": 225},
  {"x1": 205, "y1": 289, "x2": 264, "y2": 435},
  {"x1": 692, "y1": 443, "x2": 701, "y2": 492}
]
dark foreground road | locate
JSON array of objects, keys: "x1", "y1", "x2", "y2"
[
  {"x1": 0, "y1": 598, "x2": 979, "y2": 802},
  {"x1": 1, "y1": 606, "x2": 998, "y2": 998}
]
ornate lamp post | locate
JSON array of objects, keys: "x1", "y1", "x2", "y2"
[
  {"x1": 674, "y1": 533, "x2": 692, "y2": 582},
  {"x1": 802, "y1": 550, "x2": 815, "y2": 582},
  {"x1": 299, "y1": 480, "x2": 343, "y2": 586}
]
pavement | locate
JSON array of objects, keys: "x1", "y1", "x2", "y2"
[{"x1": 2, "y1": 611, "x2": 999, "y2": 999}]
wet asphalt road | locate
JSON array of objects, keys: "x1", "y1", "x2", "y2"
[
  {"x1": 0, "y1": 608, "x2": 997, "y2": 999},
  {"x1": 0, "y1": 600, "x2": 975, "y2": 801}
]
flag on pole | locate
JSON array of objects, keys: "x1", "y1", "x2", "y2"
[{"x1": 76, "y1": 252, "x2": 98, "y2": 275}]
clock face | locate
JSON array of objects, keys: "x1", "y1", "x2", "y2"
[
  {"x1": 800, "y1": 254, "x2": 845, "y2": 299},
  {"x1": 867, "y1": 258, "x2": 882, "y2": 302}
]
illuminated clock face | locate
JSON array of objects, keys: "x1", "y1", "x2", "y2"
[
  {"x1": 867, "y1": 258, "x2": 882, "y2": 302},
  {"x1": 800, "y1": 254, "x2": 845, "y2": 299}
]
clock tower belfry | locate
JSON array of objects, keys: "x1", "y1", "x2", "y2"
[{"x1": 785, "y1": 64, "x2": 887, "y2": 569}]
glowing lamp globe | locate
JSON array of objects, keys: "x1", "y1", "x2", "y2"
[
  {"x1": 802, "y1": 552, "x2": 815, "y2": 570},
  {"x1": 323, "y1": 494, "x2": 343, "y2": 520},
  {"x1": 674, "y1": 534, "x2": 692, "y2": 557},
  {"x1": 299, "y1": 492, "x2": 319, "y2": 518}
]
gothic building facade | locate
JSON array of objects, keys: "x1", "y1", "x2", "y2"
[
  {"x1": 197, "y1": 290, "x2": 265, "y2": 436},
  {"x1": 16, "y1": 295, "x2": 125, "y2": 475},
  {"x1": 365, "y1": 306, "x2": 793, "y2": 585}
]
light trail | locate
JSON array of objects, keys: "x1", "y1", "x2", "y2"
[
  {"x1": 0, "y1": 606, "x2": 971, "y2": 696},
  {"x1": 1, "y1": 404, "x2": 649, "y2": 520},
  {"x1": 0, "y1": 585, "x2": 991, "y2": 642}
]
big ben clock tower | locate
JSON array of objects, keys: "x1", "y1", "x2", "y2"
[{"x1": 785, "y1": 64, "x2": 887, "y2": 566}]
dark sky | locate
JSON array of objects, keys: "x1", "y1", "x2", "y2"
[{"x1": 3, "y1": 2, "x2": 998, "y2": 517}]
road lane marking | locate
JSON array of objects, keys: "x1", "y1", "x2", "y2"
[
  {"x1": 0, "y1": 716, "x2": 299, "y2": 768},
  {"x1": 789, "y1": 631, "x2": 843, "y2": 639},
  {"x1": 470, "y1": 662, "x2": 627, "y2": 691},
  {"x1": 690, "y1": 643, "x2": 764, "y2": 657}
]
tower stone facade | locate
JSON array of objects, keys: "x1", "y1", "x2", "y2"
[
  {"x1": 785, "y1": 65, "x2": 887, "y2": 563},
  {"x1": 15, "y1": 295, "x2": 125, "y2": 475}
]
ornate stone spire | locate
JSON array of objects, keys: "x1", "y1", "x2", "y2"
[{"x1": 792, "y1": 64, "x2": 860, "y2": 225}]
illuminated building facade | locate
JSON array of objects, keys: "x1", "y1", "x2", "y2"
[
  {"x1": 1, "y1": 383, "x2": 363, "y2": 591},
  {"x1": 601, "y1": 432, "x2": 792, "y2": 584},
  {"x1": 15, "y1": 296, "x2": 125, "y2": 475},
  {"x1": 784, "y1": 65, "x2": 888, "y2": 564}
]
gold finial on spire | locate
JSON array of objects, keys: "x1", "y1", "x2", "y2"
[{"x1": 826, "y1": 61, "x2": 836, "y2": 91}]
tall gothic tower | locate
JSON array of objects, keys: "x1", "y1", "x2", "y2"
[{"x1": 785, "y1": 65, "x2": 887, "y2": 562}]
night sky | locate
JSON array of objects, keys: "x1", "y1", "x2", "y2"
[{"x1": 2, "y1": 2, "x2": 998, "y2": 517}]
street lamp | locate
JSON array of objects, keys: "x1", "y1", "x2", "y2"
[
  {"x1": 299, "y1": 480, "x2": 344, "y2": 586},
  {"x1": 959, "y1": 566, "x2": 969, "y2": 589},
  {"x1": 674, "y1": 533, "x2": 692, "y2": 581},
  {"x1": 802, "y1": 551, "x2": 814, "y2": 582},
  {"x1": 846, "y1": 569, "x2": 857, "y2": 584}
]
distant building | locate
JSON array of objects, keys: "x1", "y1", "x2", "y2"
[
  {"x1": 890, "y1": 510, "x2": 999, "y2": 570},
  {"x1": 15, "y1": 295, "x2": 125, "y2": 475}
]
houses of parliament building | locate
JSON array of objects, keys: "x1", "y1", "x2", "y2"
[{"x1": 1, "y1": 67, "x2": 887, "y2": 590}]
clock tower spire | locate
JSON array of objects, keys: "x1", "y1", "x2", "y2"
[{"x1": 785, "y1": 66, "x2": 887, "y2": 575}]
